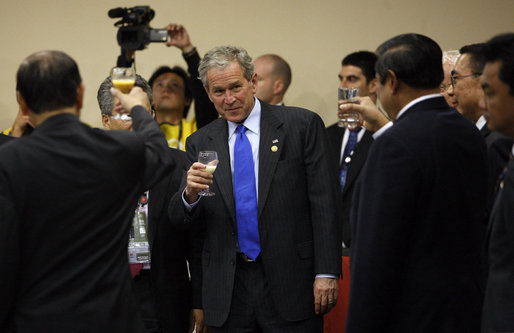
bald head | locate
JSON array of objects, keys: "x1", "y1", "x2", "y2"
[
  {"x1": 16, "y1": 50, "x2": 82, "y2": 114},
  {"x1": 254, "y1": 54, "x2": 292, "y2": 104}
]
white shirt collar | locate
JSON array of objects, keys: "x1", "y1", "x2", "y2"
[
  {"x1": 228, "y1": 97, "x2": 261, "y2": 139},
  {"x1": 476, "y1": 115, "x2": 487, "y2": 130},
  {"x1": 396, "y1": 94, "x2": 442, "y2": 120}
]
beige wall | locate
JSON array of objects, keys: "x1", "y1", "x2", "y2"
[{"x1": 0, "y1": 0, "x2": 513, "y2": 130}]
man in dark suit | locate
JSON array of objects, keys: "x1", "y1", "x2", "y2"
[
  {"x1": 479, "y1": 32, "x2": 514, "y2": 333},
  {"x1": 0, "y1": 50, "x2": 171, "y2": 332},
  {"x1": 97, "y1": 75, "x2": 192, "y2": 333},
  {"x1": 324, "y1": 50, "x2": 377, "y2": 333},
  {"x1": 343, "y1": 34, "x2": 488, "y2": 332},
  {"x1": 168, "y1": 45, "x2": 341, "y2": 332}
]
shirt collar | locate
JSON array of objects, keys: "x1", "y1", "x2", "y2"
[
  {"x1": 476, "y1": 115, "x2": 487, "y2": 130},
  {"x1": 228, "y1": 97, "x2": 261, "y2": 139},
  {"x1": 396, "y1": 93, "x2": 442, "y2": 120}
]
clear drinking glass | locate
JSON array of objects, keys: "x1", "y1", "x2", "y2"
[
  {"x1": 337, "y1": 87, "x2": 360, "y2": 130},
  {"x1": 198, "y1": 151, "x2": 219, "y2": 197},
  {"x1": 111, "y1": 67, "x2": 136, "y2": 93}
]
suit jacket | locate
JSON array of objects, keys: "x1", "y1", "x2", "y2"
[
  {"x1": 0, "y1": 133, "x2": 13, "y2": 146},
  {"x1": 482, "y1": 155, "x2": 514, "y2": 332},
  {"x1": 347, "y1": 96, "x2": 487, "y2": 332},
  {"x1": 147, "y1": 148, "x2": 191, "y2": 333},
  {"x1": 326, "y1": 124, "x2": 373, "y2": 253},
  {"x1": 169, "y1": 101, "x2": 341, "y2": 327},
  {"x1": 0, "y1": 107, "x2": 171, "y2": 333}
]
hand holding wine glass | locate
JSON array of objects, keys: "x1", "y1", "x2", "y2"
[{"x1": 198, "y1": 151, "x2": 219, "y2": 197}]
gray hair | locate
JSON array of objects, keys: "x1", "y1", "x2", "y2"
[
  {"x1": 97, "y1": 74, "x2": 153, "y2": 116},
  {"x1": 198, "y1": 46, "x2": 254, "y2": 89},
  {"x1": 442, "y1": 50, "x2": 460, "y2": 67}
]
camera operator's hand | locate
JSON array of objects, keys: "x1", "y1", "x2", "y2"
[
  {"x1": 111, "y1": 86, "x2": 148, "y2": 114},
  {"x1": 165, "y1": 23, "x2": 194, "y2": 54}
]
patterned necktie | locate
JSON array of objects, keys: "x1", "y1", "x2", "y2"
[
  {"x1": 340, "y1": 127, "x2": 362, "y2": 191},
  {"x1": 234, "y1": 124, "x2": 260, "y2": 260}
]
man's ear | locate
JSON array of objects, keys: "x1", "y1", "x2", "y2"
[
  {"x1": 273, "y1": 79, "x2": 285, "y2": 95},
  {"x1": 387, "y1": 70, "x2": 400, "y2": 94},
  {"x1": 250, "y1": 72, "x2": 258, "y2": 94},
  {"x1": 101, "y1": 114, "x2": 111, "y2": 129},
  {"x1": 16, "y1": 91, "x2": 29, "y2": 116},
  {"x1": 76, "y1": 83, "x2": 85, "y2": 111},
  {"x1": 367, "y1": 77, "x2": 377, "y2": 95}
]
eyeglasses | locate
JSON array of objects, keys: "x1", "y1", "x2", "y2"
[{"x1": 450, "y1": 73, "x2": 481, "y2": 88}]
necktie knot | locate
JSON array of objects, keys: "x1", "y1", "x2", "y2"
[{"x1": 237, "y1": 124, "x2": 247, "y2": 135}]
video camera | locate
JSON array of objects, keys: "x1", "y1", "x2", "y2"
[{"x1": 108, "y1": 6, "x2": 168, "y2": 51}]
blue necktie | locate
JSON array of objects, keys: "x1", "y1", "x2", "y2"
[
  {"x1": 234, "y1": 125, "x2": 260, "y2": 260},
  {"x1": 340, "y1": 127, "x2": 361, "y2": 191}
]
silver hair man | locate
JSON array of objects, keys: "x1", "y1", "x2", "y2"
[
  {"x1": 97, "y1": 74, "x2": 153, "y2": 115},
  {"x1": 198, "y1": 46, "x2": 254, "y2": 88}
]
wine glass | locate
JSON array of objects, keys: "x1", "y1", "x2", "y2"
[
  {"x1": 111, "y1": 67, "x2": 136, "y2": 93},
  {"x1": 337, "y1": 87, "x2": 360, "y2": 130},
  {"x1": 198, "y1": 151, "x2": 218, "y2": 197}
]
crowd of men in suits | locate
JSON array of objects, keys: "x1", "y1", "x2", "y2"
[{"x1": 0, "y1": 30, "x2": 513, "y2": 333}]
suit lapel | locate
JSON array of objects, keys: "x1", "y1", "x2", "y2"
[
  {"x1": 206, "y1": 121, "x2": 236, "y2": 224},
  {"x1": 257, "y1": 103, "x2": 284, "y2": 217},
  {"x1": 343, "y1": 131, "x2": 373, "y2": 195}
]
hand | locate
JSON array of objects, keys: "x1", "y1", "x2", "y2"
[
  {"x1": 313, "y1": 277, "x2": 338, "y2": 315},
  {"x1": 165, "y1": 23, "x2": 194, "y2": 53},
  {"x1": 110, "y1": 86, "x2": 148, "y2": 115},
  {"x1": 339, "y1": 96, "x2": 390, "y2": 132},
  {"x1": 189, "y1": 308, "x2": 209, "y2": 333},
  {"x1": 10, "y1": 108, "x2": 33, "y2": 137},
  {"x1": 184, "y1": 162, "x2": 214, "y2": 203}
]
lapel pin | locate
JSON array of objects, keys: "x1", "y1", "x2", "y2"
[
  {"x1": 271, "y1": 145, "x2": 278, "y2": 152},
  {"x1": 272, "y1": 139, "x2": 279, "y2": 143}
]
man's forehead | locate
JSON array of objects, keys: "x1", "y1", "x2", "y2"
[
  {"x1": 154, "y1": 72, "x2": 183, "y2": 84},
  {"x1": 340, "y1": 65, "x2": 364, "y2": 77}
]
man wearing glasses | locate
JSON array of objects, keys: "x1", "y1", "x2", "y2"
[{"x1": 450, "y1": 43, "x2": 512, "y2": 213}]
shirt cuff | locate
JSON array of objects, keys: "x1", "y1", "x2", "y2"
[
  {"x1": 372, "y1": 121, "x2": 393, "y2": 139},
  {"x1": 182, "y1": 188, "x2": 200, "y2": 212},
  {"x1": 315, "y1": 274, "x2": 337, "y2": 279}
]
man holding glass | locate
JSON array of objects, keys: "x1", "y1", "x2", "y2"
[
  {"x1": 342, "y1": 34, "x2": 487, "y2": 332},
  {"x1": 0, "y1": 50, "x2": 171, "y2": 332},
  {"x1": 324, "y1": 50, "x2": 377, "y2": 333},
  {"x1": 169, "y1": 45, "x2": 341, "y2": 332}
]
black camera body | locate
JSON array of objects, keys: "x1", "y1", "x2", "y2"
[{"x1": 109, "y1": 6, "x2": 168, "y2": 50}]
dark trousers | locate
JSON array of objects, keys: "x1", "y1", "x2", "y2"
[
  {"x1": 133, "y1": 270, "x2": 162, "y2": 333},
  {"x1": 211, "y1": 255, "x2": 323, "y2": 333}
]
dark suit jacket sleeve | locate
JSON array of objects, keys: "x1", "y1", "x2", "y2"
[
  {"x1": 183, "y1": 49, "x2": 218, "y2": 128},
  {"x1": 130, "y1": 105, "x2": 173, "y2": 190},
  {"x1": 0, "y1": 179, "x2": 20, "y2": 330},
  {"x1": 304, "y1": 113, "x2": 342, "y2": 275}
]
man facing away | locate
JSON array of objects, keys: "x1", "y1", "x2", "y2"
[
  {"x1": 324, "y1": 50, "x2": 377, "y2": 333},
  {"x1": 0, "y1": 50, "x2": 171, "y2": 332},
  {"x1": 343, "y1": 33, "x2": 488, "y2": 332},
  {"x1": 168, "y1": 45, "x2": 341, "y2": 332}
]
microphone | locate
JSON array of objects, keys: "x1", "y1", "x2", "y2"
[{"x1": 108, "y1": 7, "x2": 126, "y2": 18}]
